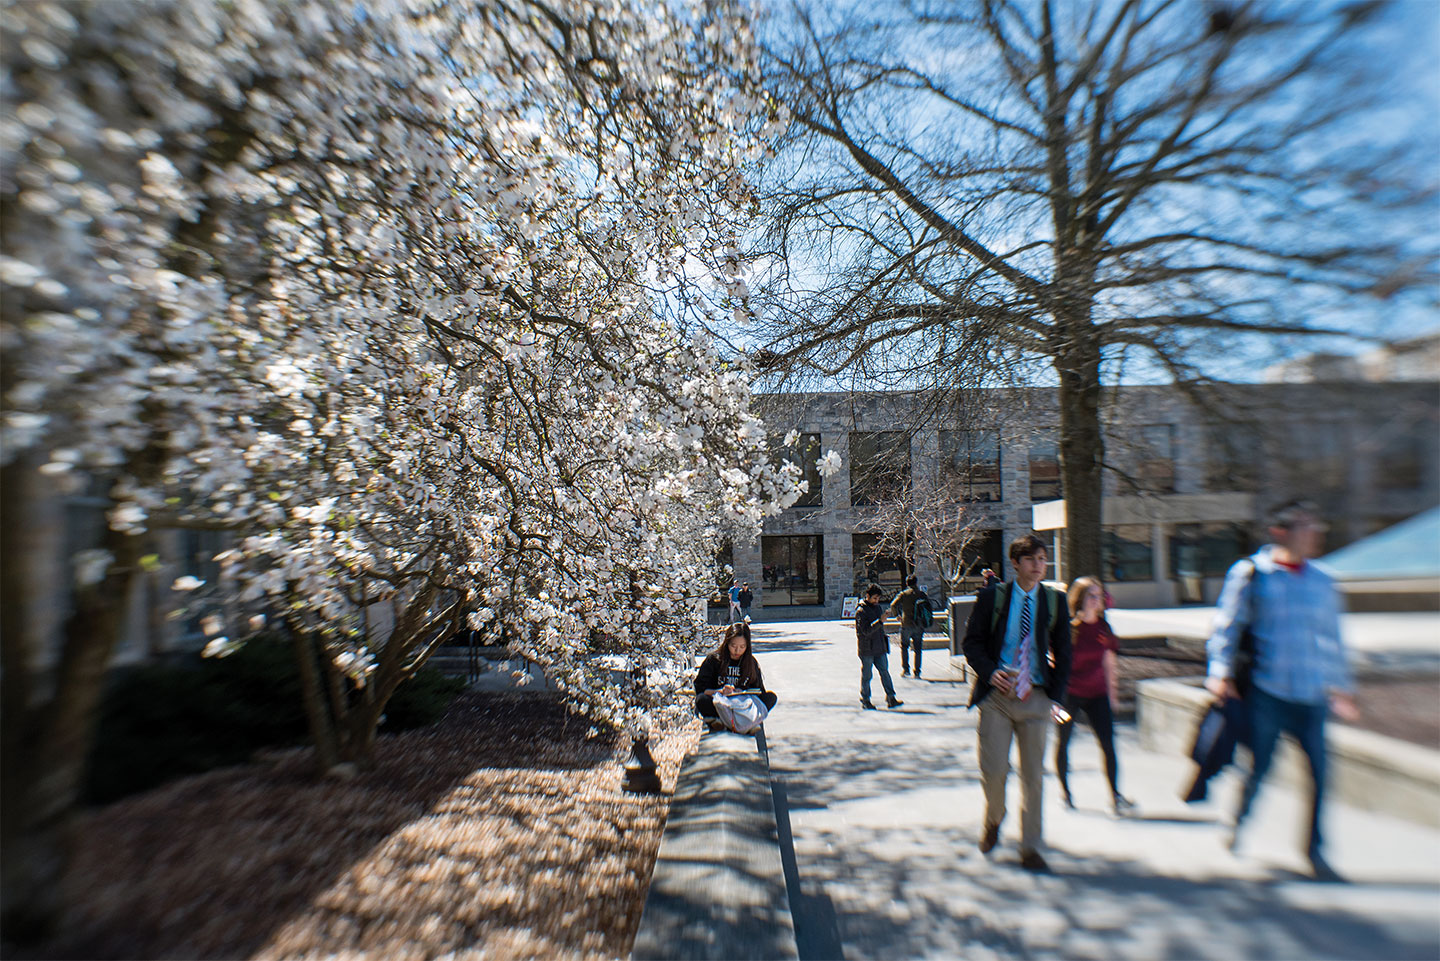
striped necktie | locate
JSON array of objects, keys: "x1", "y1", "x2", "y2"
[{"x1": 1014, "y1": 594, "x2": 1034, "y2": 700}]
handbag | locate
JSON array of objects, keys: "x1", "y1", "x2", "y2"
[{"x1": 712, "y1": 692, "x2": 769, "y2": 734}]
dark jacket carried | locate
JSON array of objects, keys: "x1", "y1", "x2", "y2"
[
  {"x1": 961, "y1": 582, "x2": 1071, "y2": 707},
  {"x1": 855, "y1": 601, "x2": 889, "y2": 657}
]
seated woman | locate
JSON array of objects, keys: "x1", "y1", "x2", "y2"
[{"x1": 694, "y1": 622, "x2": 778, "y2": 725}]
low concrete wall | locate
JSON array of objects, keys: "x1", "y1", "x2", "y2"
[
  {"x1": 1137, "y1": 677, "x2": 1440, "y2": 829},
  {"x1": 632, "y1": 731, "x2": 798, "y2": 961}
]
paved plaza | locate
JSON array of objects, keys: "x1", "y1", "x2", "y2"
[{"x1": 752, "y1": 619, "x2": 1440, "y2": 961}]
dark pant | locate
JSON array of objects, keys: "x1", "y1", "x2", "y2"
[
  {"x1": 899, "y1": 625, "x2": 924, "y2": 673},
  {"x1": 696, "y1": 691, "x2": 778, "y2": 717},
  {"x1": 1055, "y1": 693, "x2": 1119, "y2": 797},
  {"x1": 860, "y1": 653, "x2": 897, "y2": 703},
  {"x1": 1234, "y1": 686, "x2": 1328, "y2": 856}
]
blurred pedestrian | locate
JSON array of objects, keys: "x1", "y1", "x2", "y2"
[
  {"x1": 1055, "y1": 575, "x2": 1133, "y2": 816},
  {"x1": 962, "y1": 534, "x2": 1071, "y2": 872},
  {"x1": 888, "y1": 575, "x2": 929, "y2": 678},
  {"x1": 1206, "y1": 500, "x2": 1358, "y2": 882},
  {"x1": 738, "y1": 582, "x2": 754, "y2": 622},
  {"x1": 981, "y1": 567, "x2": 1001, "y2": 589},
  {"x1": 727, "y1": 578, "x2": 743, "y2": 623},
  {"x1": 856, "y1": 583, "x2": 902, "y2": 710}
]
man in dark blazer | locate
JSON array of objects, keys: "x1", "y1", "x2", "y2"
[{"x1": 962, "y1": 534, "x2": 1071, "y2": 872}]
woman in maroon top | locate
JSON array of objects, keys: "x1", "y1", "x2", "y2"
[{"x1": 1055, "y1": 576, "x2": 1134, "y2": 815}]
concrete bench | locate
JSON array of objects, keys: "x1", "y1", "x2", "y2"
[
  {"x1": 1137, "y1": 676, "x2": 1440, "y2": 828},
  {"x1": 631, "y1": 730, "x2": 798, "y2": 961}
]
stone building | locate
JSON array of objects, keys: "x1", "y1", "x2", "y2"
[{"x1": 734, "y1": 378, "x2": 1440, "y2": 617}]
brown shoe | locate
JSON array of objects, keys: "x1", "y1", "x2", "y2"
[
  {"x1": 979, "y1": 823, "x2": 1000, "y2": 854},
  {"x1": 1019, "y1": 850, "x2": 1050, "y2": 873}
]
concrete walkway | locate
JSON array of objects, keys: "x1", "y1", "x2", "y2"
[{"x1": 751, "y1": 618, "x2": 1440, "y2": 961}]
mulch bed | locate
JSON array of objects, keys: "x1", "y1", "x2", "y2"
[{"x1": 24, "y1": 692, "x2": 700, "y2": 961}]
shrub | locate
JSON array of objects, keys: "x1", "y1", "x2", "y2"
[{"x1": 84, "y1": 636, "x2": 465, "y2": 804}]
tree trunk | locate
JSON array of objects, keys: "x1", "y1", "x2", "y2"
[
  {"x1": 1055, "y1": 336, "x2": 1105, "y2": 582},
  {"x1": 290, "y1": 628, "x2": 340, "y2": 774},
  {"x1": 1, "y1": 461, "x2": 141, "y2": 940}
]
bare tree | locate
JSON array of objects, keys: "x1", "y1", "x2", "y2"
[{"x1": 745, "y1": 0, "x2": 1437, "y2": 576}]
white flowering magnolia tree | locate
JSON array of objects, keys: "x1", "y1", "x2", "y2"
[{"x1": 0, "y1": 0, "x2": 803, "y2": 935}]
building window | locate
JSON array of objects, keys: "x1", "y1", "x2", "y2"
[
  {"x1": 1136, "y1": 424, "x2": 1176, "y2": 493},
  {"x1": 852, "y1": 533, "x2": 910, "y2": 599},
  {"x1": 1205, "y1": 423, "x2": 1263, "y2": 492},
  {"x1": 849, "y1": 431, "x2": 910, "y2": 507},
  {"x1": 771, "y1": 431, "x2": 823, "y2": 507},
  {"x1": 1029, "y1": 435, "x2": 1063, "y2": 502},
  {"x1": 1376, "y1": 432, "x2": 1423, "y2": 492},
  {"x1": 944, "y1": 528, "x2": 1004, "y2": 594},
  {"x1": 1171, "y1": 523, "x2": 1251, "y2": 579},
  {"x1": 1103, "y1": 525, "x2": 1154, "y2": 582},
  {"x1": 710, "y1": 540, "x2": 734, "y2": 604},
  {"x1": 940, "y1": 429, "x2": 1002, "y2": 502},
  {"x1": 761, "y1": 535, "x2": 824, "y2": 606}
]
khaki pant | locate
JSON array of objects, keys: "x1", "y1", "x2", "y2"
[{"x1": 978, "y1": 688, "x2": 1052, "y2": 853}]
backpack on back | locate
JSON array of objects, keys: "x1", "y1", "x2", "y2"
[{"x1": 913, "y1": 594, "x2": 934, "y2": 629}]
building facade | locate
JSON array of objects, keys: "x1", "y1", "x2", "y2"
[{"x1": 734, "y1": 379, "x2": 1440, "y2": 616}]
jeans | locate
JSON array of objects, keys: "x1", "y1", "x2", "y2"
[
  {"x1": 729, "y1": 603, "x2": 742, "y2": 623},
  {"x1": 860, "y1": 652, "x2": 897, "y2": 703},
  {"x1": 1234, "y1": 686, "x2": 1329, "y2": 857},
  {"x1": 1055, "y1": 693, "x2": 1119, "y2": 797},
  {"x1": 899, "y1": 625, "x2": 924, "y2": 674}
]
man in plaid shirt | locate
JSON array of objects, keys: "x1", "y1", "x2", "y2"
[{"x1": 1207, "y1": 500, "x2": 1360, "y2": 882}]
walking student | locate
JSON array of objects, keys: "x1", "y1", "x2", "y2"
[
  {"x1": 738, "y1": 582, "x2": 754, "y2": 622},
  {"x1": 1055, "y1": 575, "x2": 1133, "y2": 816},
  {"x1": 856, "y1": 584, "x2": 903, "y2": 710},
  {"x1": 888, "y1": 575, "x2": 929, "y2": 678},
  {"x1": 727, "y1": 578, "x2": 743, "y2": 624},
  {"x1": 962, "y1": 534, "x2": 1071, "y2": 872},
  {"x1": 1207, "y1": 500, "x2": 1358, "y2": 882}
]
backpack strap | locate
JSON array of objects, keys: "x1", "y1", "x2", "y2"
[{"x1": 988, "y1": 582, "x2": 1010, "y2": 634}]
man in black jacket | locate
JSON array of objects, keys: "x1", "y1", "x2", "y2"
[
  {"x1": 962, "y1": 534, "x2": 1071, "y2": 872},
  {"x1": 856, "y1": 583, "x2": 903, "y2": 710}
]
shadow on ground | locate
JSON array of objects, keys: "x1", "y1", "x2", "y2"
[
  {"x1": 24, "y1": 692, "x2": 674, "y2": 961},
  {"x1": 785, "y1": 820, "x2": 1440, "y2": 961}
]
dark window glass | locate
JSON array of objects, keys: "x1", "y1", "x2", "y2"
[
  {"x1": 1137, "y1": 424, "x2": 1176, "y2": 493},
  {"x1": 710, "y1": 540, "x2": 734, "y2": 604},
  {"x1": 771, "y1": 432, "x2": 823, "y2": 507},
  {"x1": 939, "y1": 429, "x2": 1002, "y2": 503},
  {"x1": 1029, "y1": 435, "x2": 1063, "y2": 501},
  {"x1": 944, "y1": 528, "x2": 1005, "y2": 594},
  {"x1": 1103, "y1": 525, "x2": 1154, "y2": 582},
  {"x1": 851, "y1": 533, "x2": 910, "y2": 600},
  {"x1": 1171, "y1": 523, "x2": 1251, "y2": 578},
  {"x1": 761, "y1": 535, "x2": 824, "y2": 606},
  {"x1": 1205, "y1": 423, "x2": 1264, "y2": 492},
  {"x1": 1377, "y1": 433, "x2": 1422, "y2": 492},
  {"x1": 849, "y1": 431, "x2": 910, "y2": 506}
]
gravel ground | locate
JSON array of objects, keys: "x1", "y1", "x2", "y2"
[{"x1": 25, "y1": 692, "x2": 700, "y2": 961}]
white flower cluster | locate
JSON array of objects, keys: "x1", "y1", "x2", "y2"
[{"x1": 2, "y1": 0, "x2": 793, "y2": 724}]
